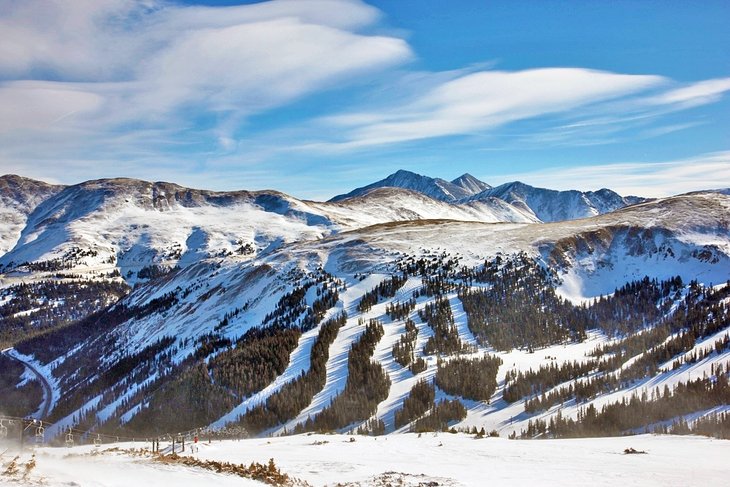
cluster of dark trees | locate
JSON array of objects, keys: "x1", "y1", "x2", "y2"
[
  {"x1": 614, "y1": 283, "x2": 729, "y2": 385},
  {"x1": 14, "y1": 297, "x2": 143, "y2": 366},
  {"x1": 298, "y1": 318, "x2": 389, "y2": 432},
  {"x1": 15, "y1": 265, "x2": 351, "y2": 436},
  {"x1": 521, "y1": 372, "x2": 730, "y2": 439},
  {"x1": 300, "y1": 284, "x2": 339, "y2": 330},
  {"x1": 124, "y1": 359, "x2": 237, "y2": 435},
  {"x1": 394, "y1": 379, "x2": 435, "y2": 428},
  {"x1": 669, "y1": 411, "x2": 730, "y2": 439},
  {"x1": 392, "y1": 318, "x2": 425, "y2": 373},
  {"x1": 356, "y1": 417, "x2": 386, "y2": 436},
  {"x1": 412, "y1": 399, "x2": 467, "y2": 432},
  {"x1": 503, "y1": 360, "x2": 598, "y2": 403},
  {"x1": 459, "y1": 255, "x2": 587, "y2": 351},
  {"x1": 0, "y1": 355, "x2": 43, "y2": 416},
  {"x1": 47, "y1": 336, "x2": 177, "y2": 427},
  {"x1": 262, "y1": 284, "x2": 313, "y2": 329},
  {"x1": 108, "y1": 325, "x2": 303, "y2": 435},
  {"x1": 357, "y1": 275, "x2": 407, "y2": 312},
  {"x1": 585, "y1": 276, "x2": 683, "y2": 335},
  {"x1": 54, "y1": 312, "x2": 313, "y2": 434},
  {"x1": 435, "y1": 355, "x2": 502, "y2": 402},
  {"x1": 419, "y1": 296, "x2": 466, "y2": 355},
  {"x1": 396, "y1": 252, "x2": 461, "y2": 278},
  {"x1": 20, "y1": 259, "x2": 73, "y2": 272},
  {"x1": 0, "y1": 279, "x2": 129, "y2": 347},
  {"x1": 672, "y1": 335, "x2": 730, "y2": 370},
  {"x1": 519, "y1": 282, "x2": 730, "y2": 414},
  {"x1": 590, "y1": 324, "x2": 669, "y2": 366},
  {"x1": 9, "y1": 247, "x2": 103, "y2": 274},
  {"x1": 209, "y1": 326, "x2": 301, "y2": 399},
  {"x1": 262, "y1": 272, "x2": 343, "y2": 330},
  {"x1": 137, "y1": 264, "x2": 173, "y2": 280},
  {"x1": 238, "y1": 313, "x2": 346, "y2": 434},
  {"x1": 385, "y1": 298, "x2": 416, "y2": 321},
  {"x1": 522, "y1": 372, "x2": 620, "y2": 413},
  {"x1": 414, "y1": 276, "x2": 458, "y2": 298}
]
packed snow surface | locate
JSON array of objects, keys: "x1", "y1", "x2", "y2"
[{"x1": 6, "y1": 433, "x2": 729, "y2": 486}]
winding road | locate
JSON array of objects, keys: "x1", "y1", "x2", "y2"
[{"x1": 2, "y1": 348, "x2": 52, "y2": 419}]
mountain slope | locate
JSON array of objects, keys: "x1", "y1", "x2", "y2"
[
  {"x1": 313, "y1": 187, "x2": 536, "y2": 227},
  {"x1": 470, "y1": 181, "x2": 645, "y2": 222},
  {"x1": 0, "y1": 175, "x2": 63, "y2": 256},
  {"x1": 0, "y1": 178, "x2": 333, "y2": 281}
]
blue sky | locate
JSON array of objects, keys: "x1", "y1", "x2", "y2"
[{"x1": 0, "y1": 0, "x2": 728, "y2": 199}]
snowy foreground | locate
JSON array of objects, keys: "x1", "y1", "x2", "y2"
[{"x1": 3, "y1": 433, "x2": 729, "y2": 486}]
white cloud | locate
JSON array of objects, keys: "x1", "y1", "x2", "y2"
[
  {"x1": 0, "y1": 0, "x2": 411, "y2": 130},
  {"x1": 326, "y1": 68, "x2": 665, "y2": 147},
  {"x1": 649, "y1": 78, "x2": 730, "y2": 108},
  {"x1": 490, "y1": 151, "x2": 730, "y2": 198},
  {"x1": 0, "y1": 81, "x2": 103, "y2": 131},
  {"x1": 135, "y1": 17, "x2": 409, "y2": 117}
]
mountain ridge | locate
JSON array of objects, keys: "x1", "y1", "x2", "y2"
[{"x1": 469, "y1": 180, "x2": 648, "y2": 222}]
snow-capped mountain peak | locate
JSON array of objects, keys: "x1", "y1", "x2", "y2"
[
  {"x1": 451, "y1": 173, "x2": 492, "y2": 194},
  {"x1": 329, "y1": 169, "x2": 489, "y2": 202}
]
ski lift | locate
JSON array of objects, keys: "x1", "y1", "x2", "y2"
[
  {"x1": 0, "y1": 420, "x2": 7, "y2": 439},
  {"x1": 35, "y1": 423, "x2": 45, "y2": 445},
  {"x1": 65, "y1": 428, "x2": 74, "y2": 448},
  {"x1": 94, "y1": 434, "x2": 102, "y2": 447}
]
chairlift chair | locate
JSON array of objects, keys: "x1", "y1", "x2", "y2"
[
  {"x1": 65, "y1": 429, "x2": 74, "y2": 447},
  {"x1": 35, "y1": 424, "x2": 45, "y2": 445}
]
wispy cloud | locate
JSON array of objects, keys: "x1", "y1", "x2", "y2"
[
  {"x1": 648, "y1": 78, "x2": 730, "y2": 108},
  {"x1": 489, "y1": 151, "x2": 730, "y2": 198},
  {"x1": 313, "y1": 72, "x2": 730, "y2": 151},
  {"x1": 322, "y1": 68, "x2": 665, "y2": 147},
  {"x1": 0, "y1": 0, "x2": 411, "y2": 167}
]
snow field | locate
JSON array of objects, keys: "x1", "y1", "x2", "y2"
[{"x1": 12, "y1": 433, "x2": 730, "y2": 486}]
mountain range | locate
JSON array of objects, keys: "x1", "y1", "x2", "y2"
[
  {"x1": 330, "y1": 169, "x2": 645, "y2": 222},
  {"x1": 0, "y1": 170, "x2": 728, "y2": 443}
]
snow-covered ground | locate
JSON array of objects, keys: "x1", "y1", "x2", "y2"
[{"x1": 4, "y1": 433, "x2": 729, "y2": 486}]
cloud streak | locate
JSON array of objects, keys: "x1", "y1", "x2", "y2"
[
  {"x1": 317, "y1": 70, "x2": 730, "y2": 150},
  {"x1": 325, "y1": 68, "x2": 665, "y2": 147}
]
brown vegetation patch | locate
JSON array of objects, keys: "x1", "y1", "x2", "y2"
[{"x1": 153, "y1": 453, "x2": 311, "y2": 486}]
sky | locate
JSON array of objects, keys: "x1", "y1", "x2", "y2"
[{"x1": 0, "y1": 0, "x2": 728, "y2": 200}]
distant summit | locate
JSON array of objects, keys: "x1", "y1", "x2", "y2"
[
  {"x1": 329, "y1": 169, "x2": 490, "y2": 202},
  {"x1": 470, "y1": 182, "x2": 646, "y2": 222},
  {"x1": 450, "y1": 173, "x2": 492, "y2": 195}
]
